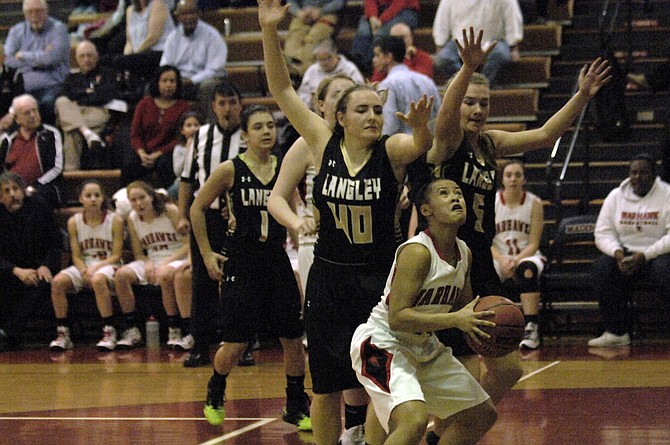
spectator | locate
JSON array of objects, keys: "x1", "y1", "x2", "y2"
[
  {"x1": 55, "y1": 40, "x2": 119, "y2": 171},
  {"x1": 123, "y1": 65, "x2": 190, "y2": 189},
  {"x1": 176, "y1": 80, "x2": 245, "y2": 368},
  {"x1": 349, "y1": 0, "x2": 419, "y2": 77},
  {"x1": 170, "y1": 110, "x2": 203, "y2": 199},
  {"x1": 0, "y1": 44, "x2": 24, "y2": 133},
  {"x1": 432, "y1": 0, "x2": 523, "y2": 85},
  {"x1": 116, "y1": 0, "x2": 175, "y2": 82},
  {"x1": 160, "y1": 0, "x2": 228, "y2": 114},
  {"x1": 4, "y1": 0, "x2": 70, "y2": 125},
  {"x1": 114, "y1": 180, "x2": 190, "y2": 350},
  {"x1": 374, "y1": 35, "x2": 441, "y2": 136},
  {"x1": 588, "y1": 153, "x2": 670, "y2": 347},
  {"x1": 48, "y1": 180, "x2": 125, "y2": 351},
  {"x1": 371, "y1": 22, "x2": 433, "y2": 82},
  {"x1": 0, "y1": 172, "x2": 61, "y2": 352},
  {"x1": 0, "y1": 94, "x2": 64, "y2": 208},
  {"x1": 283, "y1": 0, "x2": 346, "y2": 76},
  {"x1": 491, "y1": 160, "x2": 545, "y2": 350},
  {"x1": 296, "y1": 39, "x2": 365, "y2": 108}
]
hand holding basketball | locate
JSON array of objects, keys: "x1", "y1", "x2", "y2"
[
  {"x1": 453, "y1": 296, "x2": 497, "y2": 345},
  {"x1": 465, "y1": 295, "x2": 525, "y2": 357}
]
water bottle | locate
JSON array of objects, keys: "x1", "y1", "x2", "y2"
[{"x1": 146, "y1": 316, "x2": 160, "y2": 349}]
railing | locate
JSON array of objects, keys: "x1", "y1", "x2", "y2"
[{"x1": 545, "y1": 0, "x2": 634, "y2": 222}]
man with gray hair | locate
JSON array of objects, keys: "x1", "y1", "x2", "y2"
[
  {"x1": 0, "y1": 94, "x2": 63, "y2": 208},
  {"x1": 4, "y1": 0, "x2": 70, "y2": 125},
  {"x1": 296, "y1": 39, "x2": 364, "y2": 108},
  {"x1": 55, "y1": 40, "x2": 119, "y2": 171}
]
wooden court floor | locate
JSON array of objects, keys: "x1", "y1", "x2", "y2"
[{"x1": 1, "y1": 335, "x2": 670, "y2": 445}]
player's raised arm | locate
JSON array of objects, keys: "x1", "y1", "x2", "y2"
[{"x1": 258, "y1": 0, "x2": 330, "y2": 151}]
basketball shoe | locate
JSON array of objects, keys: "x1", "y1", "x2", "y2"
[
  {"x1": 49, "y1": 326, "x2": 73, "y2": 351},
  {"x1": 96, "y1": 325, "x2": 117, "y2": 351},
  {"x1": 519, "y1": 322, "x2": 540, "y2": 350},
  {"x1": 167, "y1": 327, "x2": 182, "y2": 349},
  {"x1": 173, "y1": 334, "x2": 194, "y2": 351},
  {"x1": 339, "y1": 424, "x2": 365, "y2": 445},
  {"x1": 204, "y1": 375, "x2": 225, "y2": 426},
  {"x1": 282, "y1": 392, "x2": 312, "y2": 431},
  {"x1": 588, "y1": 331, "x2": 631, "y2": 347},
  {"x1": 117, "y1": 327, "x2": 142, "y2": 350}
]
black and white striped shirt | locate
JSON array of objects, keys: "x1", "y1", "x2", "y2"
[{"x1": 180, "y1": 123, "x2": 244, "y2": 210}]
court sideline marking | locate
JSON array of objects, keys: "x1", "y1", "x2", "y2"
[
  {"x1": 198, "y1": 418, "x2": 277, "y2": 444},
  {"x1": 518, "y1": 360, "x2": 561, "y2": 383}
]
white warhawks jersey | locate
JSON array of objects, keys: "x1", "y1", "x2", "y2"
[
  {"x1": 128, "y1": 210, "x2": 184, "y2": 263},
  {"x1": 493, "y1": 190, "x2": 541, "y2": 257},
  {"x1": 75, "y1": 211, "x2": 116, "y2": 267},
  {"x1": 366, "y1": 230, "x2": 470, "y2": 339}
]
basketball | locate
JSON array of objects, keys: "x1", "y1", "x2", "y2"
[{"x1": 465, "y1": 295, "x2": 525, "y2": 357}]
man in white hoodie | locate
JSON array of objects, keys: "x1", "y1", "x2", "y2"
[{"x1": 589, "y1": 153, "x2": 670, "y2": 347}]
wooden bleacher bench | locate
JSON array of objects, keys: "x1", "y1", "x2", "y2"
[{"x1": 67, "y1": 12, "x2": 111, "y2": 28}]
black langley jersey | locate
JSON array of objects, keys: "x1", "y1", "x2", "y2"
[
  {"x1": 429, "y1": 134, "x2": 497, "y2": 249},
  {"x1": 312, "y1": 134, "x2": 401, "y2": 267},
  {"x1": 228, "y1": 155, "x2": 286, "y2": 245}
]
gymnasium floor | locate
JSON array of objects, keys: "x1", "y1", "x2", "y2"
[{"x1": 1, "y1": 335, "x2": 669, "y2": 445}]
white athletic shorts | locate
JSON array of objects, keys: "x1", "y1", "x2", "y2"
[
  {"x1": 124, "y1": 259, "x2": 188, "y2": 285},
  {"x1": 494, "y1": 252, "x2": 546, "y2": 282},
  {"x1": 60, "y1": 264, "x2": 117, "y2": 293},
  {"x1": 351, "y1": 322, "x2": 490, "y2": 432}
]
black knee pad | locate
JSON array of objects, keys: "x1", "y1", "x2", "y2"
[{"x1": 514, "y1": 261, "x2": 540, "y2": 293}]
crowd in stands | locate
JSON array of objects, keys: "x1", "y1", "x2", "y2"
[{"x1": 1, "y1": 0, "x2": 669, "y2": 442}]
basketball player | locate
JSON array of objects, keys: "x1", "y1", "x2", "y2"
[
  {"x1": 351, "y1": 178, "x2": 497, "y2": 445},
  {"x1": 191, "y1": 105, "x2": 311, "y2": 430},
  {"x1": 49, "y1": 180, "x2": 124, "y2": 351},
  {"x1": 423, "y1": 28, "x2": 612, "y2": 444},
  {"x1": 269, "y1": 75, "x2": 372, "y2": 444},
  {"x1": 259, "y1": 0, "x2": 435, "y2": 443},
  {"x1": 114, "y1": 181, "x2": 189, "y2": 350},
  {"x1": 492, "y1": 160, "x2": 545, "y2": 350}
]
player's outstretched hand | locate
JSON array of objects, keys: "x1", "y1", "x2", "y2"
[
  {"x1": 456, "y1": 27, "x2": 496, "y2": 71},
  {"x1": 453, "y1": 296, "x2": 496, "y2": 345},
  {"x1": 578, "y1": 57, "x2": 613, "y2": 98},
  {"x1": 258, "y1": 0, "x2": 289, "y2": 29},
  {"x1": 396, "y1": 94, "x2": 435, "y2": 129}
]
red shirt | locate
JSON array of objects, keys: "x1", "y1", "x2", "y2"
[
  {"x1": 130, "y1": 97, "x2": 191, "y2": 155},
  {"x1": 371, "y1": 48, "x2": 434, "y2": 82},
  {"x1": 6, "y1": 132, "x2": 42, "y2": 185},
  {"x1": 364, "y1": 0, "x2": 420, "y2": 24}
]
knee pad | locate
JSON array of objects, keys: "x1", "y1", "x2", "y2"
[{"x1": 514, "y1": 261, "x2": 539, "y2": 293}]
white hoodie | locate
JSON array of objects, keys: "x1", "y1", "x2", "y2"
[{"x1": 595, "y1": 177, "x2": 670, "y2": 260}]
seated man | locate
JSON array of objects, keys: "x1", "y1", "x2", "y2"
[
  {"x1": 283, "y1": 0, "x2": 345, "y2": 76},
  {"x1": 374, "y1": 35, "x2": 441, "y2": 136},
  {"x1": 55, "y1": 40, "x2": 119, "y2": 171},
  {"x1": 0, "y1": 44, "x2": 25, "y2": 133},
  {"x1": 432, "y1": 0, "x2": 523, "y2": 85},
  {"x1": 296, "y1": 39, "x2": 365, "y2": 108},
  {"x1": 0, "y1": 94, "x2": 64, "y2": 208},
  {"x1": 160, "y1": 0, "x2": 228, "y2": 116},
  {"x1": 589, "y1": 153, "x2": 670, "y2": 347},
  {"x1": 0, "y1": 171, "x2": 62, "y2": 352},
  {"x1": 3, "y1": 0, "x2": 70, "y2": 125},
  {"x1": 370, "y1": 22, "x2": 433, "y2": 82}
]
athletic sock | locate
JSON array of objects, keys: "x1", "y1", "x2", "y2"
[
  {"x1": 286, "y1": 374, "x2": 307, "y2": 412},
  {"x1": 167, "y1": 315, "x2": 179, "y2": 329},
  {"x1": 123, "y1": 312, "x2": 139, "y2": 330},
  {"x1": 344, "y1": 403, "x2": 368, "y2": 430},
  {"x1": 181, "y1": 317, "x2": 192, "y2": 336},
  {"x1": 102, "y1": 316, "x2": 115, "y2": 328},
  {"x1": 525, "y1": 314, "x2": 539, "y2": 324}
]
